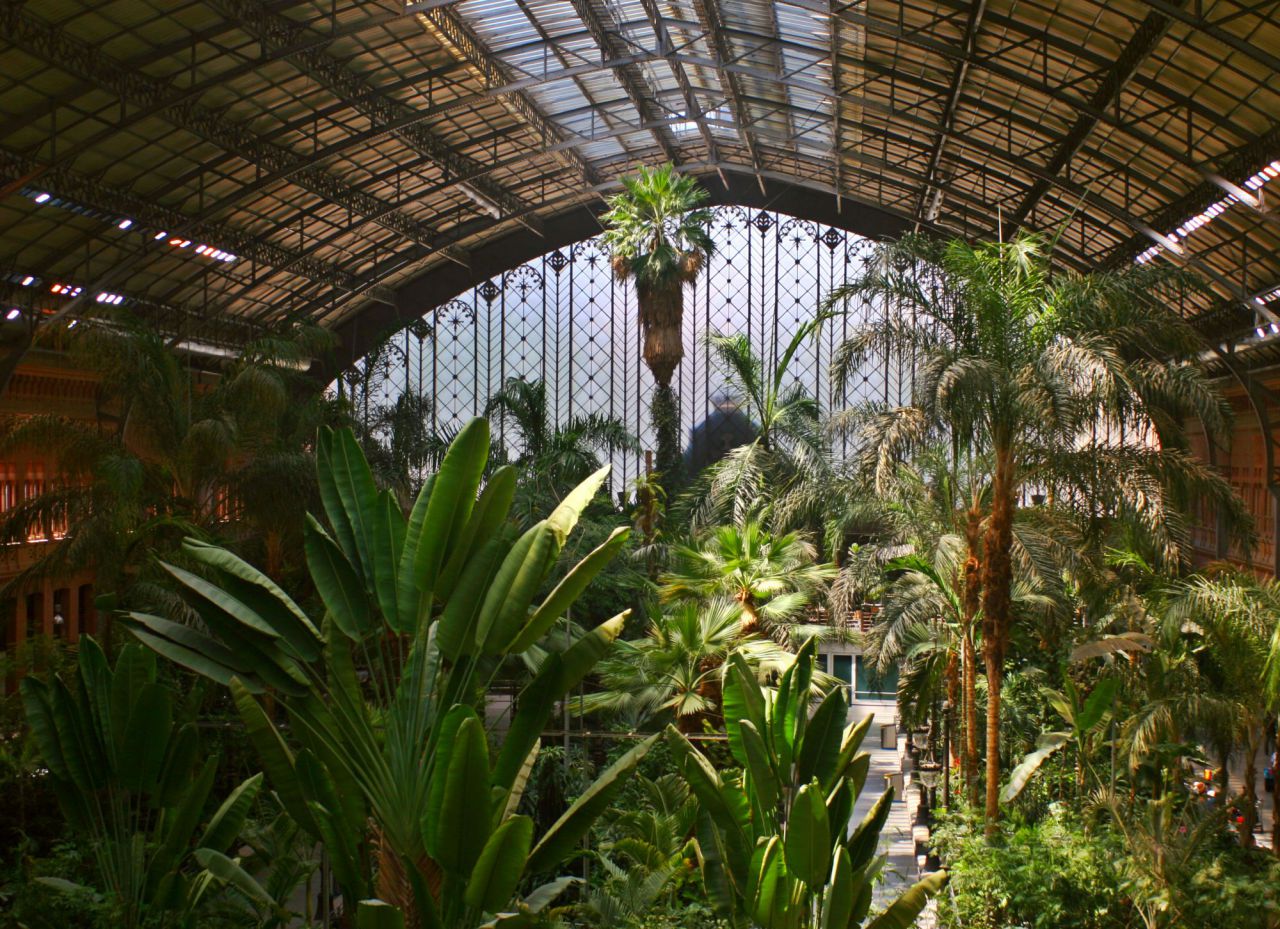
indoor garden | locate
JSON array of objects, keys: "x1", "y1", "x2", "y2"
[{"x1": 3, "y1": 161, "x2": 1279, "y2": 929}]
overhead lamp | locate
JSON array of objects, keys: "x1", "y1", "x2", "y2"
[
  {"x1": 118, "y1": 218, "x2": 133, "y2": 230},
  {"x1": 6, "y1": 308, "x2": 20, "y2": 321},
  {"x1": 154, "y1": 231, "x2": 167, "y2": 240},
  {"x1": 20, "y1": 275, "x2": 33, "y2": 286},
  {"x1": 33, "y1": 192, "x2": 50, "y2": 204},
  {"x1": 67, "y1": 320, "x2": 78, "y2": 329}
]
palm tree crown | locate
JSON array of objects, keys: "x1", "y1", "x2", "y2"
[
  {"x1": 661, "y1": 521, "x2": 837, "y2": 636},
  {"x1": 827, "y1": 231, "x2": 1242, "y2": 832}
]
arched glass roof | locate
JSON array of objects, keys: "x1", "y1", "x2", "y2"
[{"x1": 1, "y1": 0, "x2": 1277, "y2": 362}]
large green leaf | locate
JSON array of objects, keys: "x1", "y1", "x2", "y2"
[
  {"x1": 125, "y1": 626, "x2": 266, "y2": 694},
  {"x1": 526, "y1": 733, "x2": 655, "y2": 874},
  {"x1": 146, "y1": 756, "x2": 217, "y2": 893},
  {"x1": 436, "y1": 533, "x2": 511, "y2": 660},
  {"x1": 437, "y1": 464, "x2": 517, "y2": 605},
  {"x1": 413, "y1": 417, "x2": 489, "y2": 603},
  {"x1": 846, "y1": 788, "x2": 892, "y2": 872},
  {"x1": 370, "y1": 490, "x2": 405, "y2": 630},
  {"x1": 199, "y1": 773, "x2": 263, "y2": 852},
  {"x1": 784, "y1": 781, "x2": 831, "y2": 887},
  {"x1": 835, "y1": 715, "x2": 875, "y2": 792},
  {"x1": 492, "y1": 613, "x2": 625, "y2": 790},
  {"x1": 158, "y1": 562, "x2": 279, "y2": 639},
  {"x1": 20, "y1": 679, "x2": 69, "y2": 782},
  {"x1": 865, "y1": 869, "x2": 947, "y2": 929},
  {"x1": 305, "y1": 515, "x2": 375, "y2": 640},
  {"x1": 183, "y1": 539, "x2": 320, "y2": 658},
  {"x1": 229, "y1": 679, "x2": 316, "y2": 835},
  {"x1": 194, "y1": 849, "x2": 276, "y2": 908},
  {"x1": 740, "y1": 720, "x2": 780, "y2": 812},
  {"x1": 477, "y1": 521, "x2": 558, "y2": 653},
  {"x1": 396, "y1": 473, "x2": 435, "y2": 631},
  {"x1": 356, "y1": 899, "x2": 407, "y2": 929},
  {"x1": 723, "y1": 652, "x2": 766, "y2": 768},
  {"x1": 545, "y1": 464, "x2": 609, "y2": 543},
  {"x1": 820, "y1": 847, "x2": 854, "y2": 929},
  {"x1": 422, "y1": 711, "x2": 491, "y2": 874},
  {"x1": 1076, "y1": 678, "x2": 1119, "y2": 734},
  {"x1": 796, "y1": 685, "x2": 848, "y2": 790},
  {"x1": 508, "y1": 526, "x2": 631, "y2": 652},
  {"x1": 118, "y1": 682, "x2": 172, "y2": 793},
  {"x1": 1001, "y1": 732, "x2": 1070, "y2": 803},
  {"x1": 751, "y1": 836, "x2": 799, "y2": 929},
  {"x1": 465, "y1": 814, "x2": 534, "y2": 912},
  {"x1": 325, "y1": 426, "x2": 381, "y2": 577}
]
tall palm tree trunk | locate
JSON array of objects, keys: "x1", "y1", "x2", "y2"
[
  {"x1": 961, "y1": 633, "x2": 979, "y2": 807},
  {"x1": 639, "y1": 283, "x2": 684, "y2": 485},
  {"x1": 980, "y1": 446, "x2": 1015, "y2": 837},
  {"x1": 962, "y1": 503, "x2": 983, "y2": 808},
  {"x1": 1240, "y1": 723, "x2": 1260, "y2": 848}
]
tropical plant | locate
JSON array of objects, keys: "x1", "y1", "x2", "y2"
[
  {"x1": 580, "y1": 598, "x2": 796, "y2": 730},
  {"x1": 1165, "y1": 571, "x2": 1280, "y2": 847},
  {"x1": 661, "y1": 521, "x2": 836, "y2": 637},
  {"x1": 123, "y1": 418, "x2": 652, "y2": 926},
  {"x1": 686, "y1": 314, "x2": 829, "y2": 529},
  {"x1": 666, "y1": 640, "x2": 947, "y2": 928},
  {"x1": 19, "y1": 637, "x2": 272, "y2": 929},
  {"x1": 581, "y1": 773, "x2": 701, "y2": 925},
  {"x1": 1001, "y1": 675, "x2": 1119, "y2": 805},
  {"x1": 827, "y1": 231, "x2": 1245, "y2": 833},
  {"x1": 0, "y1": 320, "x2": 339, "y2": 598},
  {"x1": 601, "y1": 164, "x2": 715, "y2": 483},
  {"x1": 485, "y1": 376, "x2": 639, "y2": 522}
]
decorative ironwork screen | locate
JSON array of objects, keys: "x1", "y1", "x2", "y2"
[{"x1": 342, "y1": 207, "x2": 908, "y2": 497}]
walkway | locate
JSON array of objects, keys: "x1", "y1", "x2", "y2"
[{"x1": 847, "y1": 702, "x2": 938, "y2": 927}]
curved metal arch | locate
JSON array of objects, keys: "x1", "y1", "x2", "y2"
[{"x1": 320, "y1": 169, "x2": 917, "y2": 378}]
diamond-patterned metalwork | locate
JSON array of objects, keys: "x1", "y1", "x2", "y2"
[{"x1": 347, "y1": 207, "x2": 908, "y2": 496}]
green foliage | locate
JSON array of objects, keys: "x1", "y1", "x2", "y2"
[
  {"x1": 18, "y1": 638, "x2": 268, "y2": 929},
  {"x1": 933, "y1": 807, "x2": 1127, "y2": 929},
  {"x1": 125, "y1": 418, "x2": 651, "y2": 926},
  {"x1": 600, "y1": 165, "x2": 715, "y2": 292},
  {"x1": 667, "y1": 640, "x2": 946, "y2": 928}
]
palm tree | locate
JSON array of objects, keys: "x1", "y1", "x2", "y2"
[
  {"x1": 601, "y1": 165, "x2": 715, "y2": 484},
  {"x1": 827, "y1": 231, "x2": 1244, "y2": 833},
  {"x1": 0, "y1": 320, "x2": 338, "y2": 603},
  {"x1": 1167, "y1": 572, "x2": 1280, "y2": 849},
  {"x1": 660, "y1": 521, "x2": 836, "y2": 637},
  {"x1": 484, "y1": 376, "x2": 638, "y2": 522},
  {"x1": 579, "y1": 598, "x2": 794, "y2": 730},
  {"x1": 685, "y1": 313, "x2": 829, "y2": 531}
]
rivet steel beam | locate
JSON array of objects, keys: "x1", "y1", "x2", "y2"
[
  {"x1": 565, "y1": 0, "x2": 682, "y2": 163},
  {"x1": 1008, "y1": 1, "x2": 1183, "y2": 229},
  {"x1": 0, "y1": 3, "x2": 466, "y2": 265},
  {"x1": 418, "y1": 5, "x2": 602, "y2": 189},
  {"x1": 211, "y1": 0, "x2": 536, "y2": 235},
  {"x1": 0, "y1": 150, "x2": 391, "y2": 303}
]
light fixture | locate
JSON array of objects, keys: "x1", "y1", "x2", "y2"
[
  {"x1": 96, "y1": 292, "x2": 125, "y2": 305},
  {"x1": 154, "y1": 231, "x2": 167, "y2": 240},
  {"x1": 67, "y1": 320, "x2": 78, "y2": 329},
  {"x1": 20, "y1": 275, "x2": 33, "y2": 286},
  {"x1": 117, "y1": 218, "x2": 133, "y2": 230},
  {"x1": 1256, "y1": 326, "x2": 1266, "y2": 339},
  {"x1": 5, "y1": 308, "x2": 20, "y2": 321},
  {"x1": 33, "y1": 192, "x2": 50, "y2": 204}
]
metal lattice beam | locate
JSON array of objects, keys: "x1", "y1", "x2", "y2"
[
  {"x1": 1008, "y1": 2, "x2": 1182, "y2": 228},
  {"x1": 690, "y1": 0, "x2": 767, "y2": 186},
  {"x1": 212, "y1": 0, "x2": 536, "y2": 233},
  {"x1": 565, "y1": 0, "x2": 682, "y2": 163},
  {"x1": 418, "y1": 5, "x2": 603, "y2": 188},
  {"x1": 0, "y1": 150, "x2": 392, "y2": 303},
  {"x1": 0, "y1": 3, "x2": 467, "y2": 265},
  {"x1": 1106, "y1": 122, "x2": 1280, "y2": 265},
  {"x1": 914, "y1": 0, "x2": 986, "y2": 224},
  {"x1": 636, "y1": 0, "x2": 724, "y2": 173}
]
